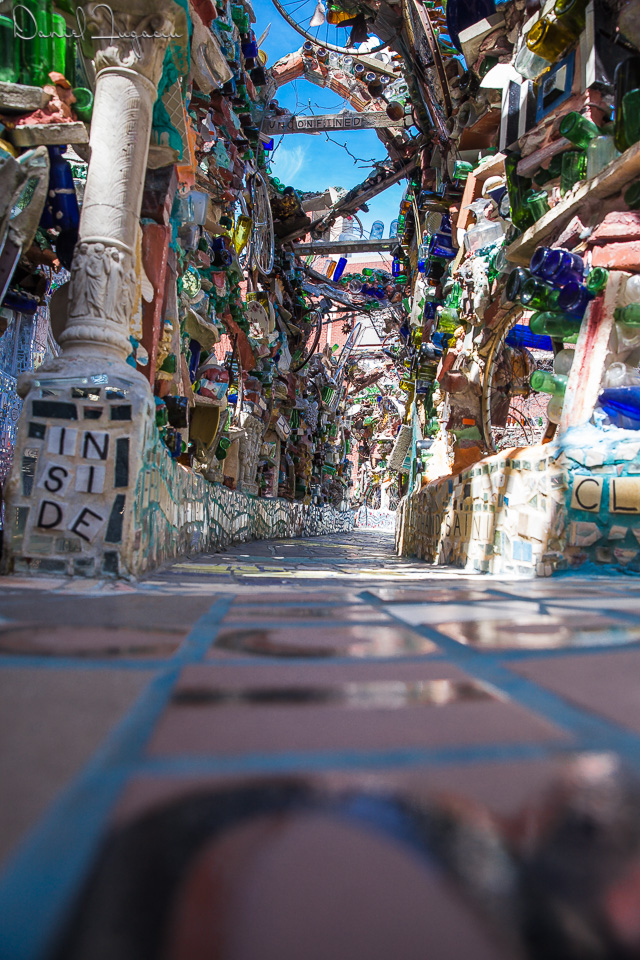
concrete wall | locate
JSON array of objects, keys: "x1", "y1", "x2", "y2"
[{"x1": 396, "y1": 424, "x2": 640, "y2": 576}]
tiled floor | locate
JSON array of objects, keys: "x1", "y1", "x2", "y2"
[{"x1": 3, "y1": 530, "x2": 640, "y2": 959}]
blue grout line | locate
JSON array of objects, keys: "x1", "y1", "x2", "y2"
[
  {"x1": 0, "y1": 595, "x2": 233, "y2": 960},
  {"x1": 4, "y1": 568, "x2": 640, "y2": 958},
  {"x1": 135, "y1": 739, "x2": 594, "y2": 778},
  {"x1": 370, "y1": 602, "x2": 640, "y2": 774}
]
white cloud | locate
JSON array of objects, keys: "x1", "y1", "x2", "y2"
[{"x1": 270, "y1": 142, "x2": 307, "y2": 183}]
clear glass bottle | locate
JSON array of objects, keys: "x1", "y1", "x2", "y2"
[
  {"x1": 554, "y1": 348, "x2": 575, "y2": 374},
  {"x1": 514, "y1": 42, "x2": 553, "y2": 80},
  {"x1": 586, "y1": 135, "x2": 619, "y2": 179},
  {"x1": 547, "y1": 396, "x2": 565, "y2": 423}
]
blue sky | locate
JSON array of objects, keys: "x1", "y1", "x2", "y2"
[{"x1": 252, "y1": 0, "x2": 404, "y2": 237}]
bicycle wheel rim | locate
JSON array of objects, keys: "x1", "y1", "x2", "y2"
[{"x1": 270, "y1": 0, "x2": 391, "y2": 54}]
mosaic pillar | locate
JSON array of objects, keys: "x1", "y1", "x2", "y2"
[{"x1": 2, "y1": 1, "x2": 182, "y2": 578}]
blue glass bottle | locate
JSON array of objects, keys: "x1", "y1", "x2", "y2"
[
  {"x1": 41, "y1": 146, "x2": 80, "y2": 232},
  {"x1": 188, "y1": 340, "x2": 202, "y2": 382},
  {"x1": 430, "y1": 214, "x2": 457, "y2": 259},
  {"x1": 552, "y1": 250, "x2": 584, "y2": 285},
  {"x1": 530, "y1": 246, "x2": 584, "y2": 285},
  {"x1": 599, "y1": 387, "x2": 640, "y2": 425},
  {"x1": 557, "y1": 280, "x2": 593, "y2": 319},
  {"x1": 333, "y1": 256, "x2": 347, "y2": 282},
  {"x1": 530, "y1": 246, "x2": 559, "y2": 279},
  {"x1": 392, "y1": 257, "x2": 401, "y2": 277}
]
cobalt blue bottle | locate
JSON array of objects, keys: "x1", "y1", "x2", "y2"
[
  {"x1": 552, "y1": 250, "x2": 584, "y2": 285},
  {"x1": 557, "y1": 280, "x2": 593, "y2": 319},
  {"x1": 430, "y1": 214, "x2": 457, "y2": 259}
]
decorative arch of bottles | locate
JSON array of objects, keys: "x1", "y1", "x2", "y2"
[{"x1": 271, "y1": 46, "x2": 405, "y2": 117}]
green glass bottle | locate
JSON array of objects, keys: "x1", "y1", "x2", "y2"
[
  {"x1": 65, "y1": 31, "x2": 77, "y2": 86},
  {"x1": 0, "y1": 15, "x2": 19, "y2": 82},
  {"x1": 559, "y1": 111, "x2": 599, "y2": 150},
  {"x1": 524, "y1": 188, "x2": 550, "y2": 221},
  {"x1": 72, "y1": 87, "x2": 94, "y2": 121},
  {"x1": 625, "y1": 182, "x2": 640, "y2": 210},
  {"x1": 622, "y1": 90, "x2": 640, "y2": 150},
  {"x1": 529, "y1": 311, "x2": 582, "y2": 339},
  {"x1": 531, "y1": 369, "x2": 568, "y2": 396},
  {"x1": 560, "y1": 149, "x2": 587, "y2": 195},
  {"x1": 614, "y1": 57, "x2": 640, "y2": 154},
  {"x1": 586, "y1": 267, "x2": 608, "y2": 294},
  {"x1": 615, "y1": 304, "x2": 640, "y2": 326},
  {"x1": 554, "y1": 0, "x2": 587, "y2": 35},
  {"x1": 504, "y1": 154, "x2": 535, "y2": 231},
  {"x1": 505, "y1": 266, "x2": 530, "y2": 303},
  {"x1": 532, "y1": 153, "x2": 563, "y2": 187},
  {"x1": 22, "y1": 0, "x2": 53, "y2": 86},
  {"x1": 521, "y1": 276, "x2": 561, "y2": 311},
  {"x1": 52, "y1": 13, "x2": 66, "y2": 75}
]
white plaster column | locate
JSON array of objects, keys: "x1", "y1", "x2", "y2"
[{"x1": 59, "y1": 1, "x2": 178, "y2": 360}]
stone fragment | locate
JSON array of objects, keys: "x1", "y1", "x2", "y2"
[
  {"x1": 0, "y1": 81, "x2": 50, "y2": 113},
  {"x1": 608, "y1": 525, "x2": 628, "y2": 540},
  {"x1": 10, "y1": 121, "x2": 89, "y2": 147},
  {"x1": 614, "y1": 547, "x2": 639, "y2": 565},
  {"x1": 584, "y1": 449, "x2": 605, "y2": 468},
  {"x1": 567, "y1": 521, "x2": 602, "y2": 547}
]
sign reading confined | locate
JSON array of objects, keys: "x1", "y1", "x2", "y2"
[{"x1": 262, "y1": 111, "x2": 405, "y2": 136}]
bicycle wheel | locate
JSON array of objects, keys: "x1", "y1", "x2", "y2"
[
  {"x1": 270, "y1": 0, "x2": 391, "y2": 54},
  {"x1": 481, "y1": 309, "x2": 551, "y2": 454},
  {"x1": 249, "y1": 172, "x2": 275, "y2": 278},
  {"x1": 290, "y1": 309, "x2": 323, "y2": 372}
]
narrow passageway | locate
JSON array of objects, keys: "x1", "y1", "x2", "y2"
[{"x1": 3, "y1": 532, "x2": 640, "y2": 958}]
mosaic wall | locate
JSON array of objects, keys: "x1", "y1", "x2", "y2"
[
  {"x1": 133, "y1": 424, "x2": 356, "y2": 577},
  {"x1": 396, "y1": 424, "x2": 640, "y2": 577},
  {"x1": 0, "y1": 306, "x2": 55, "y2": 495},
  {"x1": 2, "y1": 370, "x2": 354, "y2": 579},
  {"x1": 354, "y1": 507, "x2": 397, "y2": 531}
]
